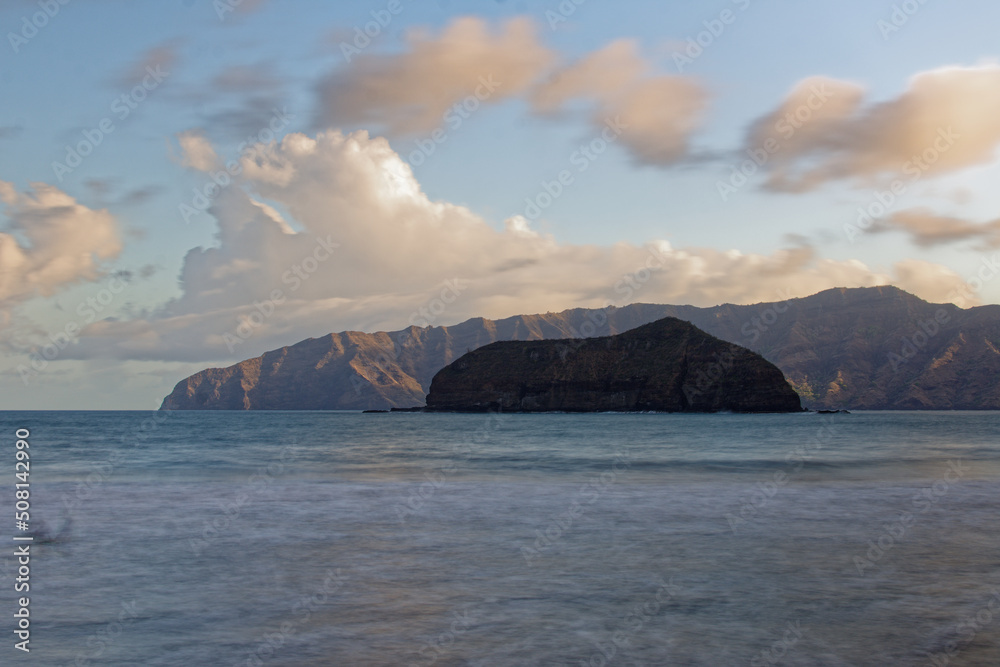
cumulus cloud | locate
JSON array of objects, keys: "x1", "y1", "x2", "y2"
[
  {"x1": 743, "y1": 66, "x2": 1000, "y2": 191},
  {"x1": 58, "y1": 130, "x2": 972, "y2": 363},
  {"x1": 872, "y1": 208, "x2": 1000, "y2": 248},
  {"x1": 314, "y1": 17, "x2": 556, "y2": 134},
  {"x1": 175, "y1": 130, "x2": 220, "y2": 171},
  {"x1": 531, "y1": 40, "x2": 707, "y2": 165},
  {"x1": 0, "y1": 182, "x2": 122, "y2": 308}
]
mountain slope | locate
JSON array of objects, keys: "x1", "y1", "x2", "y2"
[{"x1": 160, "y1": 286, "x2": 1000, "y2": 410}]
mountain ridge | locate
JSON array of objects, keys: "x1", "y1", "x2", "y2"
[{"x1": 160, "y1": 286, "x2": 1000, "y2": 410}]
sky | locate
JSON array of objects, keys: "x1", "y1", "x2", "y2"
[{"x1": 2, "y1": 0, "x2": 1000, "y2": 409}]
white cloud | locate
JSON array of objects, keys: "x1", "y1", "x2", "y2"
[
  {"x1": 744, "y1": 66, "x2": 1000, "y2": 191},
  {"x1": 893, "y1": 259, "x2": 977, "y2": 304},
  {"x1": 0, "y1": 181, "x2": 122, "y2": 308},
  {"x1": 530, "y1": 40, "x2": 648, "y2": 113},
  {"x1": 314, "y1": 19, "x2": 707, "y2": 165},
  {"x1": 314, "y1": 17, "x2": 556, "y2": 134},
  {"x1": 58, "y1": 130, "x2": 974, "y2": 363},
  {"x1": 531, "y1": 40, "x2": 707, "y2": 165},
  {"x1": 175, "y1": 130, "x2": 220, "y2": 171},
  {"x1": 872, "y1": 208, "x2": 1000, "y2": 249}
]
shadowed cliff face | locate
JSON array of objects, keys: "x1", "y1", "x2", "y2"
[
  {"x1": 424, "y1": 318, "x2": 802, "y2": 413},
  {"x1": 161, "y1": 286, "x2": 1000, "y2": 410}
]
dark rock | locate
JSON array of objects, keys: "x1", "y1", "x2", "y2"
[{"x1": 424, "y1": 317, "x2": 802, "y2": 413}]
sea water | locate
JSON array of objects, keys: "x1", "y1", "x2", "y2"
[{"x1": 0, "y1": 411, "x2": 998, "y2": 666}]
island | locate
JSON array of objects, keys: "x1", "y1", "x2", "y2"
[{"x1": 423, "y1": 317, "x2": 803, "y2": 413}]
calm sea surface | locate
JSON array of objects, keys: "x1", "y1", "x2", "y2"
[{"x1": 0, "y1": 411, "x2": 998, "y2": 666}]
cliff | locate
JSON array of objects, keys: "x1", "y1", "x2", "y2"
[
  {"x1": 160, "y1": 286, "x2": 1000, "y2": 410},
  {"x1": 423, "y1": 317, "x2": 802, "y2": 413}
]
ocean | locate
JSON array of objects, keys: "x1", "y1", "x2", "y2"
[{"x1": 1, "y1": 410, "x2": 998, "y2": 666}]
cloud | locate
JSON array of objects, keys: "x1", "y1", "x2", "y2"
[
  {"x1": 743, "y1": 66, "x2": 1000, "y2": 191},
  {"x1": 56, "y1": 129, "x2": 973, "y2": 363},
  {"x1": 531, "y1": 40, "x2": 707, "y2": 165},
  {"x1": 893, "y1": 259, "x2": 977, "y2": 304},
  {"x1": 119, "y1": 185, "x2": 163, "y2": 207},
  {"x1": 220, "y1": 0, "x2": 270, "y2": 19},
  {"x1": 211, "y1": 64, "x2": 283, "y2": 93},
  {"x1": 175, "y1": 130, "x2": 220, "y2": 171},
  {"x1": 604, "y1": 76, "x2": 707, "y2": 165},
  {"x1": 114, "y1": 42, "x2": 178, "y2": 88},
  {"x1": 314, "y1": 17, "x2": 556, "y2": 134},
  {"x1": 530, "y1": 40, "x2": 648, "y2": 113},
  {"x1": 316, "y1": 23, "x2": 708, "y2": 165},
  {"x1": 871, "y1": 208, "x2": 1000, "y2": 248},
  {"x1": 179, "y1": 63, "x2": 290, "y2": 142},
  {"x1": 0, "y1": 182, "x2": 122, "y2": 308},
  {"x1": 202, "y1": 96, "x2": 293, "y2": 142}
]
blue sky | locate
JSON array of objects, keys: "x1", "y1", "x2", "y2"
[{"x1": 2, "y1": 0, "x2": 1000, "y2": 408}]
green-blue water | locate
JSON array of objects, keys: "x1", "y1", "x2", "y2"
[{"x1": 1, "y1": 411, "x2": 998, "y2": 666}]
